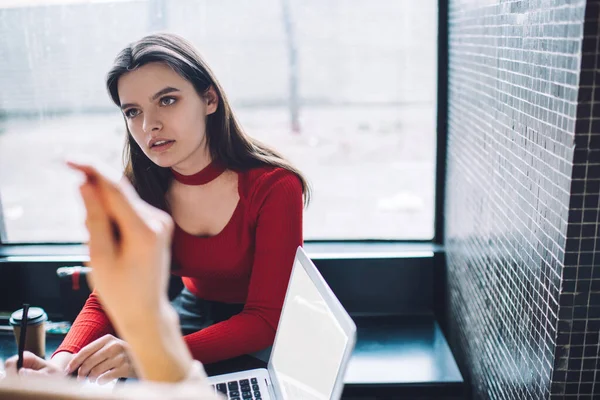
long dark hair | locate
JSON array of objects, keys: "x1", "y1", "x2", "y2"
[{"x1": 106, "y1": 32, "x2": 310, "y2": 211}]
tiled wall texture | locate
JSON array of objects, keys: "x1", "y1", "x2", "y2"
[
  {"x1": 551, "y1": 1, "x2": 600, "y2": 399},
  {"x1": 445, "y1": 0, "x2": 598, "y2": 399}
]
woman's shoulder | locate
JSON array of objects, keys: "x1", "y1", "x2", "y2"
[
  {"x1": 244, "y1": 165, "x2": 300, "y2": 185},
  {"x1": 239, "y1": 165, "x2": 302, "y2": 205}
]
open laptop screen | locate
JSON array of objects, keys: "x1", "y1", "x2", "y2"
[{"x1": 270, "y1": 259, "x2": 350, "y2": 400}]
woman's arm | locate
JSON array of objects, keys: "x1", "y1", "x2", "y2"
[
  {"x1": 183, "y1": 170, "x2": 303, "y2": 364},
  {"x1": 66, "y1": 161, "x2": 199, "y2": 383},
  {"x1": 49, "y1": 352, "x2": 74, "y2": 370},
  {"x1": 52, "y1": 290, "x2": 116, "y2": 359},
  {"x1": 115, "y1": 300, "x2": 194, "y2": 382}
]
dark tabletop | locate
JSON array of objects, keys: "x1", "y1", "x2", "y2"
[{"x1": 0, "y1": 315, "x2": 465, "y2": 399}]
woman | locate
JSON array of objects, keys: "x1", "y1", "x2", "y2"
[{"x1": 12, "y1": 32, "x2": 309, "y2": 384}]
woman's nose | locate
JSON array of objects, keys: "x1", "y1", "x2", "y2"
[{"x1": 142, "y1": 113, "x2": 162, "y2": 133}]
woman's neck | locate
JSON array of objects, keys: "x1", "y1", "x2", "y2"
[
  {"x1": 170, "y1": 146, "x2": 212, "y2": 176},
  {"x1": 170, "y1": 160, "x2": 226, "y2": 186}
]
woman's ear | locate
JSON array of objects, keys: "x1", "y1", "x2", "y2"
[{"x1": 204, "y1": 86, "x2": 219, "y2": 115}]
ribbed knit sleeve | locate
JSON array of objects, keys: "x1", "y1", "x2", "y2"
[
  {"x1": 52, "y1": 289, "x2": 116, "y2": 357},
  {"x1": 183, "y1": 169, "x2": 304, "y2": 364}
]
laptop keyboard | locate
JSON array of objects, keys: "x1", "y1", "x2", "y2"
[{"x1": 212, "y1": 377, "x2": 263, "y2": 400}]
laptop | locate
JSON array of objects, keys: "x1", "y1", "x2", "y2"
[{"x1": 208, "y1": 247, "x2": 356, "y2": 400}]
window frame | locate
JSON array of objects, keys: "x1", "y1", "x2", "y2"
[{"x1": 0, "y1": 193, "x2": 7, "y2": 243}]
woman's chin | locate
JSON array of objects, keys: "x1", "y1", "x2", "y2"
[{"x1": 150, "y1": 156, "x2": 178, "y2": 169}]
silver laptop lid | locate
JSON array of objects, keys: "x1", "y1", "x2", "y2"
[{"x1": 267, "y1": 247, "x2": 357, "y2": 400}]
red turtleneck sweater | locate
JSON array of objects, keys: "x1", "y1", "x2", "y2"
[{"x1": 53, "y1": 166, "x2": 304, "y2": 364}]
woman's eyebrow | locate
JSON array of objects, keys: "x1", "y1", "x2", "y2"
[
  {"x1": 150, "y1": 86, "x2": 180, "y2": 101},
  {"x1": 120, "y1": 87, "x2": 180, "y2": 110}
]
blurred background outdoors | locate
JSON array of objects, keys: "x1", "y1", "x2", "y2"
[{"x1": 0, "y1": 0, "x2": 437, "y2": 242}]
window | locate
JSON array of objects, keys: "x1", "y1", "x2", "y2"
[{"x1": 0, "y1": 0, "x2": 438, "y2": 243}]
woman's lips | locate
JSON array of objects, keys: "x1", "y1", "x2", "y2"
[{"x1": 150, "y1": 140, "x2": 175, "y2": 152}]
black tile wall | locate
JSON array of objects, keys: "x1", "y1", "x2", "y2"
[
  {"x1": 445, "y1": 0, "x2": 593, "y2": 399},
  {"x1": 551, "y1": 2, "x2": 600, "y2": 399}
]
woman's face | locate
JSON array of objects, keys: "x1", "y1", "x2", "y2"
[{"x1": 117, "y1": 62, "x2": 217, "y2": 171}]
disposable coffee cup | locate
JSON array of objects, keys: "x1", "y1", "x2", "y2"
[{"x1": 9, "y1": 307, "x2": 48, "y2": 359}]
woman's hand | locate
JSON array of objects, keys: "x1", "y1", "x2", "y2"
[
  {"x1": 4, "y1": 351, "x2": 64, "y2": 378},
  {"x1": 67, "y1": 161, "x2": 174, "y2": 332},
  {"x1": 65, "y1": 334, "x2": 136, "y2": 385},
  {"x1": 66, "y1": 161, "x2": 193, "y2": 382}
]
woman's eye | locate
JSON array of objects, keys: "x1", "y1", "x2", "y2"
[
  {"x1": 160, "y1": 97, "x2": 176, "y2": 106},
  {"x1": 124, "y1": 109, "x2": 140, "y2": 118}
]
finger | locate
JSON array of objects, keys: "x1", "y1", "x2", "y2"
[
  {"x1": 67, "y1": 162, "x2": 147, "y2": 236},
  {"x1": 66, "y1": 161, "x2": 126, "y2": 189},
  {"x1": 66, "y1": 335, "x2": 111, "y2": 374},
  {"x1": 85, "y1": 268, "x2": 96, "y2": 293},
  {"x1": 147, "y1": 204, "x2": 174, "y2": 238},
  {"x1": 76, "y1": 340, "x2": 122, "y2": 381},
  {"x1": 4, "y1": 355, "x2": 17, "y2": 374},
  {"x1": 5, "y1": 352, "x2": 46, "y2": 374},
  {"x1": 69, "y1": 161, "x2": 169, "y2": 247},
  {"x1": 87, "y1": 353, "x2": 125, "y2": 383},
  {"x1": 17, "y1": 368, "x2": 50, "y2": 378},
  {"x1": 96, "y1": 365, "x2": 128, "y2": 386},
  {"x1": 20, "y1": 351, "x2": 48, "y2": 370},
  {"x1": 77, "y1": 355, "x2": 108, "y2": 382},
  {"x1": 80, "y1": 182, "x2": 116, "y2": 264}
]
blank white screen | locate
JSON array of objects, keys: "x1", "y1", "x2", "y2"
[{"x1": 270, "y1": 260, "x2": 349, "y2": 400}]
